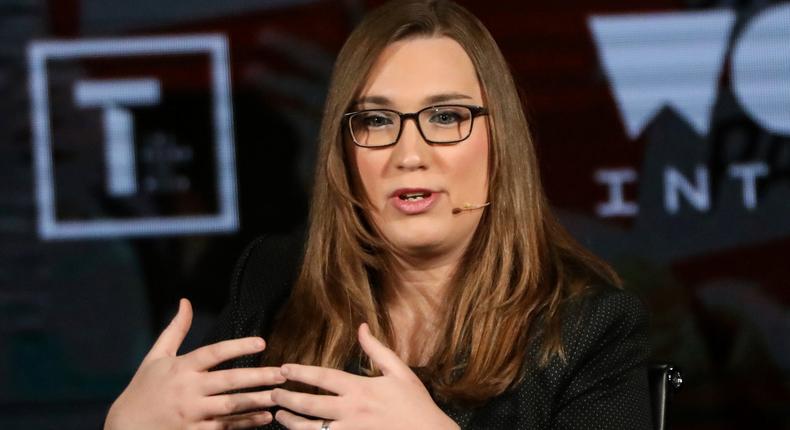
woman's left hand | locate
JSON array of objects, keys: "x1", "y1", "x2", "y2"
[{"x1": 271, "y1": 323, "x2": 460, "y2": 430}]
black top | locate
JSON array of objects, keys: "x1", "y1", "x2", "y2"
[{"x1": 204, "y1": 233, "x2": 654, "y2": 429}]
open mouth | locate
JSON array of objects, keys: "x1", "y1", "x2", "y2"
[
  {"x1": 398, "y1": 191, "x2": 432, "y2": 201},
  {"x1": 390, "y1": 188, "x2": 438, "y2": 214}
]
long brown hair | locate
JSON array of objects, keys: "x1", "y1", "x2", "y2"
[{"x1": 263, "y1": 0, "x2": 620, "y2": 406}]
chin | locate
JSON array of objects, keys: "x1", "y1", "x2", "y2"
[
  {"x1": 383, "y1": 224, "x2": 452, "y2": 254},
  {"x1": 372, "y1": 210, "x2": 472, "y2": 257},
  {"x1": 395, "y1": 236, "x2": 445, "y2": 254}
]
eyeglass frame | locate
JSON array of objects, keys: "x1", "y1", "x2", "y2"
[{"x1": 343, "y1": 104, "x2": 489, "y2": 148}]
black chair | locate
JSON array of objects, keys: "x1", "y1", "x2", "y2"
[{"x1": 648, "y1": 364, "x2": 683, "y2": 430}]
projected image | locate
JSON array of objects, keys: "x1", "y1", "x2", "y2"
[{"x1": 28, "y1": 35, "x2": 238, "y2": 240}]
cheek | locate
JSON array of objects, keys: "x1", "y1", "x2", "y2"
[
  {"x1": 448, "y1": 127, "x2": 489, "y2": 195},
  {"x1": 353, "y1": 148, "x2": 386, "y2": 209}
]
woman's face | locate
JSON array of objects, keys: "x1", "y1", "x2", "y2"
[{"x1": 353, "y1": 36, "x2": 489, "y2": 260}]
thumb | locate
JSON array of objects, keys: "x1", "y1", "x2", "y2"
[
  {"x1": 144, "y1": 298, "x2": 193, "y2": 363},
  {"x1": 358, "y1": 323, "x2": 411, "y2": 377}
]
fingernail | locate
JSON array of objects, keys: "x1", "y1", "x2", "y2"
[
  {"x1": 280, "y1": 365, "x2": 290, "y2": 376},
  {"x1": 273, "y1": 369, "x2": 287, "y2": 383},
  {"x1": 254, "y1": 338, "x2": 266, "y2": 349}
]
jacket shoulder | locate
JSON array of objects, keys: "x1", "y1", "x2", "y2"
[
  {"x1": 232, "y1": 231, "x2": 305, "y2": 305},
  {"x1": 553, "y1": 285, "x2": 653, "y2": 428},
  {"x1": 564, "y1": 285, "x2": 649, "y2": 355},
  {"x1": 203, "y1": 230, "x2": 305, "y2": 353}
]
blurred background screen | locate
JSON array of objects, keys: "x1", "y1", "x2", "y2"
[{"x1": 1, "y1": 0, "x2": 788, "y2": 428}]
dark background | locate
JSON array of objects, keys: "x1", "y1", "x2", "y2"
[{"x1": 1, "y1": 0, "x2": 788, "y2": 428}]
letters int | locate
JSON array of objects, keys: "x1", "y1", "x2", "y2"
[{"x1": 594, "y1": 163, "x2": 770, "y2": 217}]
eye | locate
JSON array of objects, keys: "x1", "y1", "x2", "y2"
[
  {"x1": 361, "y1": 113, "x2": 394, "y2": 128},
  {"x1": 428, "y1": 107, "x2": 468, "y2": 126}
]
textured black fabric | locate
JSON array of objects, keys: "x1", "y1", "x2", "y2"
[{"x1": 204, "y1": 234, "x2": 654, "y2": 429}]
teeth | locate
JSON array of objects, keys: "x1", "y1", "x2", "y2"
[{"x1": 399, "y1": 192, "x2": 429, "y2": 201}]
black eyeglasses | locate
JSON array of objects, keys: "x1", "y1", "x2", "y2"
[{"x1": 344, "y1": 104, "x2": 488, "y2": 148}]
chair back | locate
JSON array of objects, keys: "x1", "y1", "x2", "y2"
[{"x1": 648, "y1": 364, "x2": 683, "y2": 430}]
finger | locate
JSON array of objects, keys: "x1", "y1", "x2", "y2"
[
  {"x1": 279, "y1": 363, "x2": 360, "y2": 395},
  {"x1": 200, "y1": 391, "x2": 277, "y2": 418},
  {"x1": 275, "y1": 409, "x2": 330, "y2": 430},
  {"x1": 181, "y1": 337, "x2": 266, "y2": 371},
  {"x1": 358, "y1": 323, "x2": 411, "y2": 377},
  {"x1": 196, "y1": 411, "x2": 273, "y2": 430},
  {"x1": 144, "y1": 298, "x2": 192, "y2": 363},
  {"x1": 271, "y1": 388, "x2": 341, "y2": 421},
  {"x1": 201, "y1": 367, "x2": 286, "y2": 395},
  {"x1": 215, "y1": 410, "x2": 273, "y2": 429}
]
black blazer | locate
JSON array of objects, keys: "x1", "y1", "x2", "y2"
[{"x1": 204, "y1": 233, "x2": 654, "y2": 429}]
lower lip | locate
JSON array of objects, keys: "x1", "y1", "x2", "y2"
[{"x1": 390, "y1": 193, "x2": 439, "y2": 214}]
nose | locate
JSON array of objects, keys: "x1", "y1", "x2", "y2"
[{"x1": 392, "y1": 117, "x2": 430, "y2": 171}]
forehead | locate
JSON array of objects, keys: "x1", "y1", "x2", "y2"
[{"x1": 357, "y1": 36, "x2": 483, "y2": 107}]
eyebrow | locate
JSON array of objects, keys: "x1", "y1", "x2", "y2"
[{"x1": 355, "y1": 92, "x2": 474, "y2": 107}]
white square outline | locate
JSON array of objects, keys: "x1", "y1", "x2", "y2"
[{"x1": 28, "y1": 34, "x2": 238, "y2": 240}]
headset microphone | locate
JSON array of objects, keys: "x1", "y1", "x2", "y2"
[{"x1": 452, "y1": 202, "x2": 491, "y2": 214}]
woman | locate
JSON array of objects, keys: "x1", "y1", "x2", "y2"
[{"x1": 105, "y1": 1, "x2": 653, "y2": 429}]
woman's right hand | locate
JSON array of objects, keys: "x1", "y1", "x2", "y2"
[{"x1": 105, "y1": 299, "x2": 284, "y2": 430}]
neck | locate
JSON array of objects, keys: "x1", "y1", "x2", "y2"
[
  {"x1": 378, "y1": 240, "x2": 471, "y2": 367},
  {"x1": 381, "y1": 244, "x2": 466, "y2": 322},
  {"x1": 380, "y1": 223, "x2": 480, "y2": 311},
  {"x1": 381, "y1": 255, "x2": 458, "y2": 366},
  {"x1": 383, "y1": 261, "x2": 451, "y2": 316}
]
